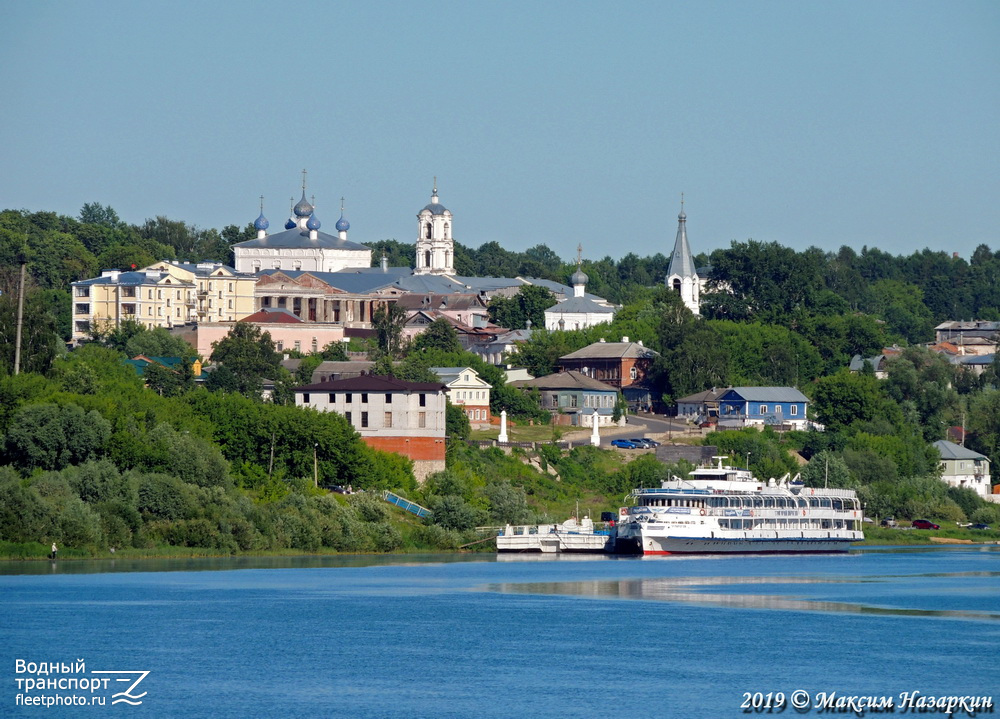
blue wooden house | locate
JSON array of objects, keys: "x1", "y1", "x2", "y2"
[{"x1": 716, "y1": 387, "x2": 812, "y2": 430}]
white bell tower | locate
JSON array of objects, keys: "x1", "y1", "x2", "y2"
[{"x1": 414, "y1": 178, "x2": 455, "y2": 275}]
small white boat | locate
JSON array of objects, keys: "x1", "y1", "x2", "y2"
[{"x1": 496, "y1": 516, "x2": 612, "y2": 553}]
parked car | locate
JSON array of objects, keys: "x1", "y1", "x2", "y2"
[
  {"x1": 610, "y1": 439, "x2": 638, "y2": 449},
  {"x1": 880, "y1": 517, "x2": 897, "y2": 528},
  {"x1": 644, "y1": 439, "x2": 661, "y2": 447},
  {"x1": 912, "y1": 519, "x2": 940, "y2": 530},
  {"x1": 968, "y1": 523, "x2": 992, "y2": 530},
  {"x1": 628, "y1": 438, "x2": 655, "y2": 448}
]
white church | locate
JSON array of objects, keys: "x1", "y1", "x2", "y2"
[
  {"x1": 232, "y1": 176, "x2": 372, "y2": 274},
  {"x1": 664, "y1": 200, "x2": 707, "y2": 315}
]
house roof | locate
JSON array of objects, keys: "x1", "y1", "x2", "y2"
[
  {"x1": 510, "y1": 370, "x2": 618, "y2": 392},
  {"x1": 720, "y1": 387, "x2": 809, "y2": 403},
  {"x1": 848, "y1": 354, "x2": 887, "y2": 372},
  {"x1": 959, "y1": 354, "x2": 995, "y2": 366},
  {"x1": 560, "y1": 340, "x2": 659, "y2": 361},
  {"x1": 295, "y1": 375, "x2": 445, "y2": 393},
  {"x1": 546, "y1": 296, "x2": 616, "y2": 315},
  {"x1": 675, "y1": 388, "x2": 724, "y2": 404},
  {"x1": 430, "y1": 366, "x2": 492, "y2": 388},
  {"x1": 233, "y1": 227, "x2": 371, "y2": 252},
  {"x1": 239, "y1": 307, "x2": 303, "y2": 323},
  {"x1": 395, "y1": 293, "x2": 487, "y2": 311},
  {"x1": 933, "y1": 439, "x2": 989, "y2": 462},
  {"x1": 257, "y1": 269, "x2": 402, "y2": 295}
]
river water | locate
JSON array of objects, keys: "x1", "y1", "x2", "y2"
[{"x1": 2, "y1": 546, "x2": 998, "y2": 718}]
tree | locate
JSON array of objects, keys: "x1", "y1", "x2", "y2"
[
  {"x1": 320, "y1": 341, "x2": 349, "y2": 361},
  {"x1": 144, "y1": 359, "x2": 195, "y2": 397},
  {"x1": 372, "y1": 302, "x2": 407, "y2": 357},
  {"x1": 488, "y1": 285, "x2": 556, "y2": 329},
  {"x1": 3, "y1": 403, "x2": 111, "y2": 471},
  {"x1": 446, "y1": 402, "x2": 471, "y2": 440},
  {"x1": 0, "y1": 289, "x2": 62, "y2": 376},
  {"x1": 812, "y1": 370, "x2": 899, "y2": 433},
  {"x1": 412, "y1": 318, "x2": 462, "y2": 354},
  {"x1": 79, "y1": 202, "x2": 122, "y2": 228},
  {"x1": 209, "y1": 322, "x2": 280, "y2": 398}
]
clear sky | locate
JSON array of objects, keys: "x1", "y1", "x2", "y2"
[{"x1": 1, "y1": 0, "x2": 997, "y2": 264}]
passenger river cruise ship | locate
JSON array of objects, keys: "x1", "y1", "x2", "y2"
[{"x1": 615, "y1": 457, "x2": 865, "y2": 555}]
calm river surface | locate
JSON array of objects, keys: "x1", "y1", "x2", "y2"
[{"x1": 2, "y1": 547, "x2": 998, "y2": 718}]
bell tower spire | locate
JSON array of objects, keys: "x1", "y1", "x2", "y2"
[{"x1": 665, "y1": 194, "x2": 700, "y2": 315}]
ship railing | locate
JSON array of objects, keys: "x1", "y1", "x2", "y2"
[{"x1": 798, "y1": 487, "x2": 859, "y2": 499}]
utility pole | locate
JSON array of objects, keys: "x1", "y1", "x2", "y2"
[
  {"x1": 313, "y1": 442, "x2": 319, "y2": 488},
  {"x1": 13, "y1": 252, "x2": 26, "y2": 375}
]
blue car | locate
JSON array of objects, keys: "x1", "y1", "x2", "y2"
[{"x1": 611, "y1": 439, "x2": 638, "y2": 449}]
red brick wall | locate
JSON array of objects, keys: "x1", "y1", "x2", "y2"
[{"x1": 362, "y1": 435, "x2": 446, "y2": 461}]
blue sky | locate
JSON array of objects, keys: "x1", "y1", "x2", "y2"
[{"x1": 1, "y1": 0, "x2": 997, "y2": 263}]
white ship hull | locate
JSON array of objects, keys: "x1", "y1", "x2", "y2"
[{"x1": 616, "y1": 528, "x2": 860, "y2": 555}]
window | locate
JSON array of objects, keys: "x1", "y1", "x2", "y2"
[
  {"x1": 385, "y1": 393, "x2": 392, "y2": 403},
  {"x1": 75, "y1": 303, "x2": 89, "y2": 314},
  {"x1": 570, "y1": 395, "x2": 578, "y2": 408},
  {"x1": 361, "y1": 412, "x2": 369, "y2": 428},
  {"x1": 551, "y1": 395, "x2": 558, "y2": 408},
  {"x1": 384, "y1": 412, "x2": 392, "y2": 428},
  {"x1": 294, "y1": 340, "x2": 301, "y2": 351},
  {"x1": 345, "y1": 411, "x2": 352, "y2": 425},
  {"x1": 630, "y1": 366, "x2": 637, "y2": 380},
  {"x1": 328, "y1": 393, "x2": 336, "y2": 402},
  {"x1": 346, "y1": 393, "x2": 353, "y2": 403},
  {"x1": 418, "y1": 412, "x2": 426, "y2": 428},
  {"x1": 75, "y1": 287, "x2": 90, "y2": 297},
  {"x1": 361, "y1": 393, "x2": 368, "y2": 404},
  {"x1": 229, "y1": 283, "x2": 234, "y2": 292},
  {"x1": 276, "y1": 341, "x2": 283, "y2": 351},
  {"x1": 302, "y1": 393, "x2": 310, "y2": 403},
  {"x1": 790, "y1": 405, "x2": 798, "y2": 416},
  {"x1": 760, "y1": 405, "x2": 768, "y2": 414},
  {"x1": 419, "y1": 394, "x2": 426, "y2": 407}
]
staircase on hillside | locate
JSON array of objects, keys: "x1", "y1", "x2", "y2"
[{"x1": 382, "y1": 491, "x2": 432, "y2": 518}]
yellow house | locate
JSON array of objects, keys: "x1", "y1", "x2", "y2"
[{"x1": 71, "y1": 262, "x2": 256, "y2": 343}]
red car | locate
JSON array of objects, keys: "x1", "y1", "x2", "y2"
[{"x1": 912, "y1": 519, "x2": 940, "y2": 530}]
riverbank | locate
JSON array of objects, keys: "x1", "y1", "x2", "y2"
[{"x1": 5, "y1": 524, "x2": 1000, "y2": 562}]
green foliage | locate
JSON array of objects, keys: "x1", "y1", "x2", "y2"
[
  {"x1": 4, "y1": 403, "x2": 111, "y2": 471},
  {"x1": 0, "y1": 289, "x2": 63, "y2": 376},
  {"x1": 372, "y1": 302, "x2": 408, "y2": 357},
  {"x1": 209, "y1": 322, "x2": 280, "y2": 398},
  {"x1": 812, "y1": 370, "x2": 896, "y2": 433},
  {"x1": 446, "y1": 402, "x2": 471, "y2": 440},
  {"x1": 412, "y1": 318, "x2": 462, "y2": 354},
  {"x1": 488, "y1": 285, "x2": 557, "y2": 329},
  {"x1": 706, "y1": 428, "x2": 799, "y2": 481}
]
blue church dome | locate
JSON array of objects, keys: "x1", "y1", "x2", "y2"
[
  {"x1": 284, "y1": 217, "x2": 296, "y2": 230},
  {"x1": 336, "y1": 214, "x2": 350, "y2": 232},
  {"x1": 293, "y1": 192, "x2": 314, "y2": 217},
  {"x1": 254, "y1": 212, "x2": 269, "y2": 231},
  {"x1": 306, "y1": 213, "x2": 321, "y2": 231}
]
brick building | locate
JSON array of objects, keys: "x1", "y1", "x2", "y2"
[
  {"x1": 558, "y1": 337, "x2": 660, "y2": 407},
  {"x1": 294, "y1": 375, "x2": 447, "y2": 481}
]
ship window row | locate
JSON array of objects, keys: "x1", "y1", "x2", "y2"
[{"x1": 641, "y1": 495, "x2": 860, "y2": 511}]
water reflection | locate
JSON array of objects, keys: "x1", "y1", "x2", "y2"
[{"x1": 487, "y1": 574, "x2": 1000, "y2": 622}]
